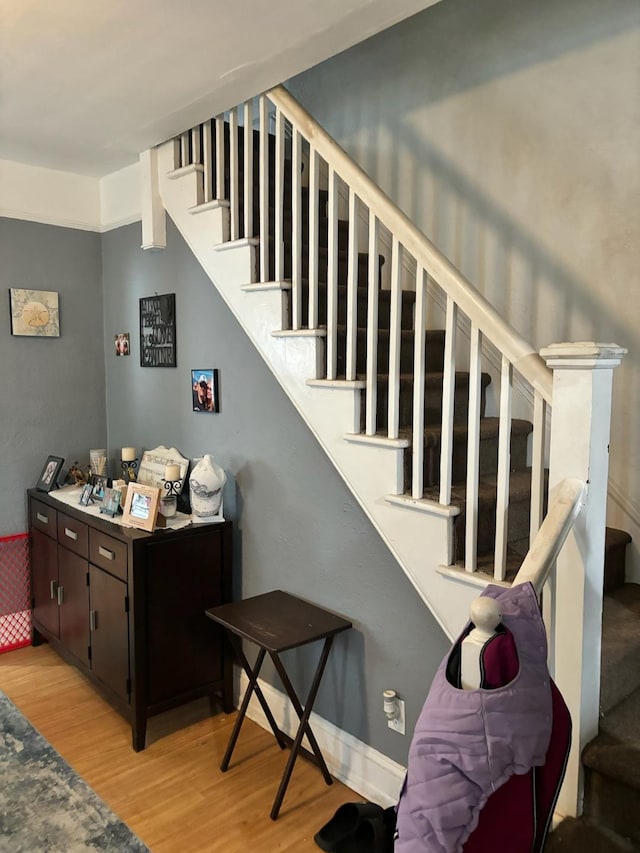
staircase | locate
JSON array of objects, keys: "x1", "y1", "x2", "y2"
[
  {"x1": 151, "y1": 86, "x2": 633, "y2": 835},
  {"x1": 547, "y1": 537, "x2": 640, "y2": 852}
]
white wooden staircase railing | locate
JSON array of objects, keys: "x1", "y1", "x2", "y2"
[{"x1": 146, "y1": 84, "x2": 625, "y2": 817}]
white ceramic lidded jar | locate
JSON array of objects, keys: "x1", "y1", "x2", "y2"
[{"x1": 189, "y1": 455, "x2": 226, "y2": 522}]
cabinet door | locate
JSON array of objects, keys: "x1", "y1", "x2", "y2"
[
  {"x1": 145, "y1": 534, "x2": 224, "y2": 705},
  {"x1": 31, "y1": 528, "x2": 59, "y2": 637},
  {"x1": 57, "y1": 546, "x2": 90, "y2": 666},
  {"x1": 89, "y1": 565, "x2": 129, "y2": 703}
]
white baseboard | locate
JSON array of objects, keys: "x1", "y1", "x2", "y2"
[{"x1": 237, "y1": 670, "x2": 406, "y2": 808}]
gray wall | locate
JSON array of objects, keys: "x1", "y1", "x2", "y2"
[
  {"x1": 0, "y1": 217, "x2": 105, "y2": 535},
  {"x1": 287, "y1": 0, "x2": 640, "y2": 580},
  {"x1": 102, "y1": 219, "x2": 449, "y2": 763}
]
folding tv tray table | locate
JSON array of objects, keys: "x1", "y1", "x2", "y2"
[{"x1": 205, "y1": 589, "x2": 352, "y2": 820}]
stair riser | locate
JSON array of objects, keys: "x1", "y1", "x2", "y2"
[
  {"x1": 367, "y1": 378, "x2": 488, "y2": 432},
  {"x1": 279, "y1": 249, "x2": 382, "y2": 288},
  {"x1": 301, "y1": 286, "x2": 416, "y2": 331},
  {"x1": 452, "y1": 489, "x2": 533, "y2": 562},
  {"x1": 336, "y1": 329, "x2": 446, "y2": 377},
  {"x1": 584, "y1": 770, "x2": 640, "y2": 844},
  {"x1": 405, "y1": 431, "x2": 530, "y2": 490}
]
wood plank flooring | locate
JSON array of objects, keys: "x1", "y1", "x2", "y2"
[{"x1": 0, "y1": 644, "x2": 358, "y2": 852}]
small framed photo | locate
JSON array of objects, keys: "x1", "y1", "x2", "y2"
[
  {"x1": 192, "y1": 369, "x2": 219, "y2": 413},
  {"x1": 35, "y1": 455, "x2": 65, "y2": 492},
  {"x1": 100, "y1": 487, "x2": 121, "y2": 517},
  {"x1": 79, "y1": 483, "x2": 95, "y2": 506},
  {"x1": 114, "y1": 332, "x2": 130, "y2": 356},
  {"x1": 89, "y1": 474, "x2": 108, "y2": 501},
  {"x1": 122, "y1": 483, "x2": 160, "y2": 532}
]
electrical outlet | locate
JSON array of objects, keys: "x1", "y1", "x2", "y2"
[{"x1": 388, "y1": 698, "x2": 405, "y2": 735}]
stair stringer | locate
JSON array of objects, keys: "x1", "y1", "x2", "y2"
[{"x1": 158, "y1": 140, "x2": 478, "y2": 640}]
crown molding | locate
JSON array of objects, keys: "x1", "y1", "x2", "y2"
[{"x1": 0, "y1": 158, "x2": 141, "y2": 233}]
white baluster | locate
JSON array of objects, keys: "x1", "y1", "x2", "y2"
[
  {"x1": 365, "y1": 213, "x2": 379, "y2": 435},
  {"x1": 243, "y1": 101, "x2": 253, "y2": 239},
  {"x1": 259, "y1": 95, "x2": 269, "y2": 282},
  {"x1": 412, "y1": 265, "x2": 427, "y2": 498},
  {"x1": 326, "y1": 167, "x2": 339, "y2": 380},
  {"x1": 215, "y1": 116, "x2": 224, "y2": 200},
  {"x1": 307, "y1": 147, "x2": 319, "y2": 329},
  {"x1": 191, "y1": 126, "x2": 201, "y2": 165},
  {"x1": 292, "y1": 128, "x2": 302, "y2": 330},
  {"x1": 494, "y1": 356, "x2": 513, "y2": 580},
  {"x1": 203, "y1": 119, "x2": 213, "y2": 203},
  {"x1": 345, "y1": 189, "x2": 359, "y2": 381},
  {"x1": 465, "y1": 324, "x2": 482, "y2": 572},
  {"x1": 530, "y1": 391, "x2": 547, "y2": 542},
  {"x1": 229, "y1": 108, "x2": 239, "y2": 241},
  {"x1": 387, "y1": 236, "x2": 402, "y2": 440},
  {"x1": 274, "y1": 107, "x2": 285, "y2": 284},
  {"x1": 439, "y1": 297, "x2": 457, "y2": 506}
]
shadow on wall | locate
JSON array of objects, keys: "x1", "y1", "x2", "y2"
[{"x1": 287, "y1": 0, "x2": 640, "y2": 554}]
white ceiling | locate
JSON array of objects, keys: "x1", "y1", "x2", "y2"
[{"x1": 0, "y1": 0, "x2": 441, "y2": 178}]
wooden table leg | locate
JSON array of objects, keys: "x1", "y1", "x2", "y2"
[
  {"x1": 220, "y1": 636, "x2": 286, "y2": 773},
  {"x1": 269, "y1": 637, "x2": 335, "y2": 820}
]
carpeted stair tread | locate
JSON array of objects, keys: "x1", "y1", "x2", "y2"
[
  {"x1": 423, "y1": 467, "x2": 538, "y2": 507},
  {"x1": 543, "y1": 817, "x2": 637, "y2": 852},
  {"x1": 453, "y1": 547, "x2": 526, "y2": 583},
  {"x1": 600, "y1": 584, "x2": 640, "y2": 714},
  {"x1": 420, "y1": 417, "x2": 532, "y2": 448}
]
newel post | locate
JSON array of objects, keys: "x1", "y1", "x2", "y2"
[
  {"x1": 541, "y1": 342, "x2": 626, "y2": 818},
  {"x1": 140, "y1": 148, "x2": 166, "y2": 251}
]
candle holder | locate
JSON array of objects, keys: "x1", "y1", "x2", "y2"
[
  {"x1": 159, "y1": 477, "x2": 181, "y2": 518},
  {"x1": 120, "y1": 458, "x2": 138, "y2": 483}
]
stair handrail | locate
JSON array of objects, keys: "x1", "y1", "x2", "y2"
[
  {"x1": 514, "y1": 477, "x2": 587, "y2": 594},
  {"x1": 268, "y1": 84, "x2": 553, "y2": 403}
]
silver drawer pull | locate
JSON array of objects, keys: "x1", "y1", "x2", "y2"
[
  {"x1": 98, "y1": 545, "x2": 115, "y2": 561},
  {"x1": 64, "y1": 527, "x2": 78, "y2": 541},
  {"x1": 36, "y1": 512, "x2": 49, "y2": 524},
  {"x1": 57, "y1": 585, "x2": 64, "y2": 606},
  {"x1": 89, "y1": 609, "x2": 97, "y2": 631},
  {"x1": 50, "y1": 580, "x2": 57, "y2": 599}
]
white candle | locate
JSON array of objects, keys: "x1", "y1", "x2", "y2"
[
  {"x1": 164, "y1": 464, "x2": 180, "y2": 481},
  {"x1": 122, "y1": 447, "x2": 136, "y2": 462}
]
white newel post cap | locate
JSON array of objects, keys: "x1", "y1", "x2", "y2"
[{"x1": 540, "y1": 341, "x2": 627, "y2": 370}]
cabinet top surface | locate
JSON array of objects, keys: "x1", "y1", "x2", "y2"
[{"x1": 28, "y1": 488, "x2": 230, "y2": 543}]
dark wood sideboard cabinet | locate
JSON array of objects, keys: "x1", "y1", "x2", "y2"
[{"x1": 27, "y1": 489, "x2": 233, "y2": 751}]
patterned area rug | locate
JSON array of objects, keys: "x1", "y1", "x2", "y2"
[{"x1": 0, "y1": 690, "x2": 149, "y2": 852}]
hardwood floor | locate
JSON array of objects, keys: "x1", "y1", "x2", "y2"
[{"x1": 0, "y1": 644, "x2": 358, "y2": 852}]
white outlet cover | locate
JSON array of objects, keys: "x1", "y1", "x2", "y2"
[{"x1": 388, "y1": 698, "x2": 406, "y2": 735}]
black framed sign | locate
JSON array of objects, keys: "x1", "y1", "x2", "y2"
[{"x1": 140, "y1": 293, "x2": 176, "y2": 367}]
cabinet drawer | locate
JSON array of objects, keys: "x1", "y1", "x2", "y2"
[
  {"x1": 90, "y1": 530, "x2": 127, "y2": 581},
  {"x1": 57, "y1": 513, "x2": 89, "y2": 558},
  {"x1": 30, "y1": 499, "x2": 58, "y2": 539}
]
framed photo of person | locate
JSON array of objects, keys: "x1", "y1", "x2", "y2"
[
  {"x1": 191, "y1": 369, "x2": 219, "y2": 413},
  {"x1": 89, "y1": 474, "x2": 108, "y2": 501},
  {"x1": 122, "y1": 483, "x2": 160, "y2": 532},
  {"x1": 35, "y1": 455, "x2": 65, "y2": 492},
  {"x1": 100, "y1": 487, "x2": 121, "y2": 517},
  {"x1": 79, "y1": 483, "x2": 95, "y2": 506}
]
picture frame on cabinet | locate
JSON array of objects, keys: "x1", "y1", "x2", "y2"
[
  {"x1": 122, "y1": 483, "x2": 160, "y2": 531},
  {"x1": 79, "y1": 483, "x2": 95, "y2": 506},
  {"x1": 35, "y1": 455, "x2": 65, "y2": 492},
  {"x1": 100, "y1": 487, "x2": 121, "y2": 517},
  {"x1": 89, "y1": 474, "x2": 108, "y2": 501},
  {"x1": 191, "y1": 369, "x2": 219, "y2": 413}
]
